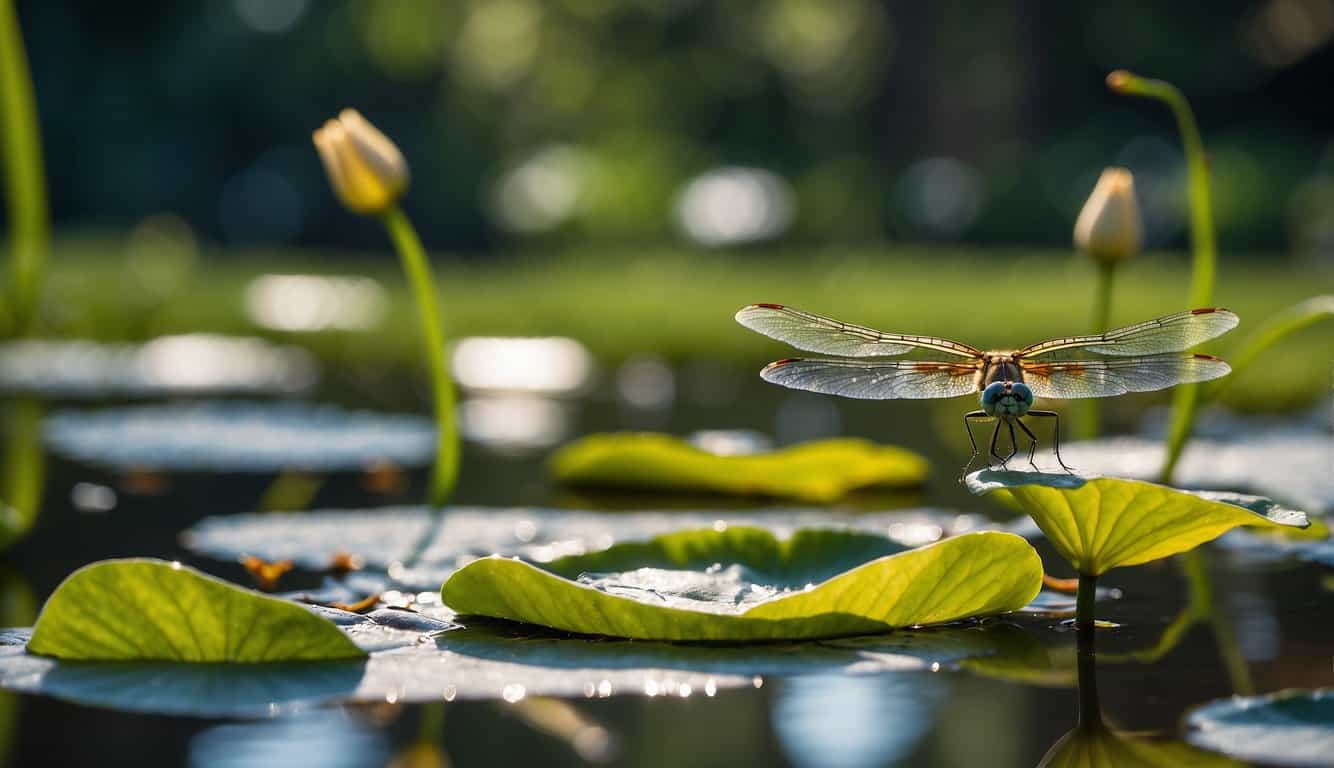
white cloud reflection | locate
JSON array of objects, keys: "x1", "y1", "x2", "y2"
[
  {"x1": 459, "y1": 395, "x2": 570, "y2": 453},
  {"x1": 0, "y1": 335, "x2": 318, "y2": 398},
  {"x1": 451, "y1": 336, "x2": 594, "y2": 396},
  {"x1": 245, "y1": 274, "x2": 387, "y2": 332}
]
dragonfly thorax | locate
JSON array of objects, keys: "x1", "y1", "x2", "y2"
[{"x1": 981, "y1": 380, "x2": 1033, "y2": 418}]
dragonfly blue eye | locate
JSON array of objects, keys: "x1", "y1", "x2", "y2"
[
  {"x1": 1011, "y1": 382, "x2": 1034, "y2": 406},
  {"x1": 981, "y1": 381, "x2": 1006, "y2": 406}
]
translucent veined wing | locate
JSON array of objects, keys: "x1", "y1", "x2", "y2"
[
  {"x1": 1022, "y1": 353, "x2": 1230, "y2": 399},
  {"x1": 736, "y1": 304, "x2": 982, "y2": 358},
  {"x1": 760, "y1": 358, "x2": 979, "y2": 400},
  {"x1": 1019, "y1": 308, "x2": 1238, "y2": 358}
]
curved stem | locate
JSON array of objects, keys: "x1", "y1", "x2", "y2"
[
  {"x1": 1108, "y1": 71, "x2": 1217, "y2": 484},
  {"x1": 1203, "y1": 295, "x2": 1334, "y2": 406},
  {"x1": 381, "y1": 207, "x2": 459, "y2": 509},
  {"x1": 0, "y1": 0, "x2": 48, "y2": 336}
]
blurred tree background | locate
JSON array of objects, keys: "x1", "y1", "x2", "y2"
[{"x1": 14, "y1": 0, "x2": 1334, "y2": 259}]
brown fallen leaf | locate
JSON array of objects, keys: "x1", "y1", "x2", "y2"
[
  {"x1": 1042, "y1": 573, "x2": 1081, "y2": 594},
  {"x1": 330, "y1": 551, "x2": 365, "y2": 576},
  {"x1": 322, "y1": 593, "x2": 381, "y2": 613},
  {"x1": 241, "y1": 556, "x2": 294, "y2": 591}
]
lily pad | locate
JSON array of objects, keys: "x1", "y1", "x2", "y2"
[
  {"x1": 44, "y1": 401, "x2": 436, "y2": 472},
  {"x1": 27, "y1": 559, "x2": 364, "y2": 661},
  {"x1": 549, "y1": 433, "x2": 928, "y2": 502},
  {"x1": 1040, "y1": 721, "x2": 1244, "y2": 767},
  {"x1": 441, "y1": 528, "x2": 1042, "y2": 640},
  {"x1": 0, "y1": 335, "x2": 318, "y2": 399},
  {"x1": 0, "y1": 606, "x2": 1046, "y2": 718},
  {"x1": 1185, "y1": 689, "x2": 1333, "y2": 767},
  {"x1": 1061, "y1": 431, "x2": 1332, "y2": 514},
  {"x1": 183, "y1": 505, "x2": 993, "y2": 593},
  {"x1": 964, "y1": 471, "x2": 1309, "y2": 575}
]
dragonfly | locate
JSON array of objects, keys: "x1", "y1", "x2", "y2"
[{"x1": 735, "y1": 304, "x2": 1238, "y2": 476}]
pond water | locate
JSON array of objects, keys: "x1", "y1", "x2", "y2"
[{"x1": 0, "y1": 369, "x2": 1329, "y2": 767}]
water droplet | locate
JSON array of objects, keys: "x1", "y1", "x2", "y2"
[
  {"x1": 930, "y1": 662, "x2": 940, "y2": 672},
  {"x1": 679, "y1": 683, "x2": 693, "y2": 698},
  {"x1": 644, "y1": 680, "x2": 660, "y2": 697},
  {"x1": 752, "y1": 676, "x2": 764, "y2": 689},
  {"x1": 583, "y1": 681, "x2": 596, "y2": 698},
  {"x1": 705, "y1": 679, "x2": 717, "y2": 697},
  {"x1": 502, "y1": 683, "x2": 526, "y2": 703},
  {"x1": 513, "y1": 519, "x2": 537, "y2": 542},
  {"x1": 597, "y1": 679, "x2": 612, "y2": 698},
  {"x1": 442, "y1": 685, "x2": 456, "y2": 701}
]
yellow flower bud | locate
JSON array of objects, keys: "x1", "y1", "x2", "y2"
[
  {"x1": 312, "y1": 109, "x2": 409, "y2": 216},
  {"x1": 1074, "y1": 167, "x2": 1142, "y2": 264}
]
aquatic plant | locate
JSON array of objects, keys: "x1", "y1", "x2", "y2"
[
  {"x1": 965, "y1": 471, "x2": 1308, "y2": 629},
  {"x1": 27, "y1": 559, "x2": 363, "y2": 661},
  {"x1": 313, "y1": 110, "x2": 458, "y2": 506},
  {"x1": 0, "y1": 0, "x2": 47, "y2": 337},
  {"x1": 1072, "y1": 167, "x2": 1142, "y2": 439}
]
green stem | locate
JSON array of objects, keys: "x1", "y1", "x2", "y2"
[
  {"x1": 0, "y1": 399, "x2": 43, "y2": 550},
  {"x1": 1107, "y1": 71, "x2": 1216, "y2": 484},
  {"x1": 381, "y1": 206, "x2": 458, "y2": 509},
  {"x1": 1203, "y1": 295, "x2": 1333, "y2": 407},
  {"x1": 1075, "y1": 262, "x2": 1117, "y2": 440},
  {"x1": 1075, "y1": 622, "x2": 1101, "y2": 728},
  {"x1": 0, "y1": 0, "x2": 48, "y2": 336},
  {"x1": 1075, "y1": 572, "x2": 1098, "y2": 633}
]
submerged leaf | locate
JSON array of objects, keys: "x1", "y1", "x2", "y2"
[
  {"x1": 549, "y1": 434, "x2": 927, "y2": 503},
  {"x1": 964, "y1": 471, "x2": 1309, "y2": 576},
  {"x1": 1185, "y1": 689, "x2": 1333, "y2": 767},
  {"x1": 442, "y1": 528, "x2": 1042, "y2": 641},
  {"x1": 27, "y1": 559, "x2": 365, "y2": 662}
]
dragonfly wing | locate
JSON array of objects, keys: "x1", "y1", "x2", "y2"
[
  {"x1": 1019, "y1": 308, "x2": 1239, "y2": 358},
  {"x1": 760, "y1": 358, "x2": 979, "y2": 400},
  {"x1": 1023, "y1": 354, "x2": 1231, "y2": 399},
  {"x1": 736, "y1": 304, "x2": 981, "y2": 358}
]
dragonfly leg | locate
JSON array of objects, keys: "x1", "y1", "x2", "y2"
[
  {"x1": 958, "y1": 411, "x2": 988, "y2": 481},
  {"x1": 1016, "y1": 417, "x2": 1040, "y2": 471},
  {"x1": 1003, "y1": 419, "x2": 1019, "y2": 467},
  {"x1": 1029, "y1": 410, "x2": 1076, "y2": 473},
  {"x1": 988, "y1": 417, "x2": 1006, "y2": 469}
]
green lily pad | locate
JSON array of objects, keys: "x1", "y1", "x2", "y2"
[
  {"x1": 1040, "y1": 721, "x2": 1244, "y2": 767},
  {"x1": 27, "y1": 559, "x2": 365, "y2": 662},
  {"x1": 0, "y1": 609, "x2": 1047, "y2": 717},
  {"x1": 964, "y1": 471, "x2": 1309, "y2": 576},
  {"x1": 1185, "y1": 689, "x2": 1333, "y2": 767},
  {"x1": 549, "y1": 433, "x2": 928, "y2": 503},
  {"x1": 441, "y1": 527, "x2": 1042, "y2": 641}
]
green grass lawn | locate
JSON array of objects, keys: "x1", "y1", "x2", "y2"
[{"x1": 29, "y1": 233, "x2": 1333, "y2": 412}]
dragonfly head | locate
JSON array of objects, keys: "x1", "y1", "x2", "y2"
[{"x1": 981, "y1": 381, "x2": 1033, "y2": 418}]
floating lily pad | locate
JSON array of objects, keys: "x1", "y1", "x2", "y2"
[
  {"x1": 0, "y1": 606, "x2": 1045, "y2": 717},
  {"x1": 1041, "y1": 721, "x2": 1244, "y2": 767},
  {"x1": 28, "y1": 559, "x2": 364, "y2": 662},
  {"x1": 1185, "y1": 689, "x2": 1334, "y2": 767},
  {"x1": 44, "y1": 401, "x2": 436, "y2": 471},
  {"x1": 550, "y1": 433, "x2": 928, "y2": 502},
  {"x1": 0, "y1": 336, "x2": 318, "y2": 399},
  {"x1": 1061, "y1": 431, "x2": 1332, "y2": 514},
  {"x1": 441, "y1": 528, "x2": 1042, "y2": 640},
  {"x1": 965, "y1": 471, "x2": 1309, "y2": 575},
  {"x1": 183, "y1": 505, "x2": 993, "y2": 592}
]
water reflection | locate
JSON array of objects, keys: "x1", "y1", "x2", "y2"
[
  {"x1": 451, "y1": 336, "x2": 593, "y2": 395},
  {"x1": 188, "y1": 710, "x2": 387, "y2": 768},
  {"x1": 244, "y1": 274, "x2": 387, "y2": 332},
  {"x1": 459, "y1": 395, "x2": 570, "y2": 453},
  {"x1": 0, "y1": 336, "x2": 318, "y2": 398},
  {"x1": 0, "y1": 400, "x2": 44, "y2": 548},
  {"x1": 773, "y1": 674, "x2": 945, "y2": 768}
]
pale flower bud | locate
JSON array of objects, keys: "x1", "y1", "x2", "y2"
[
  {"x1": 312, "y1": 109, "x2": 409, "y2": 216},
  {"x1": 1074, "y1": 167, "x2": 1142, "y2": 264}
]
